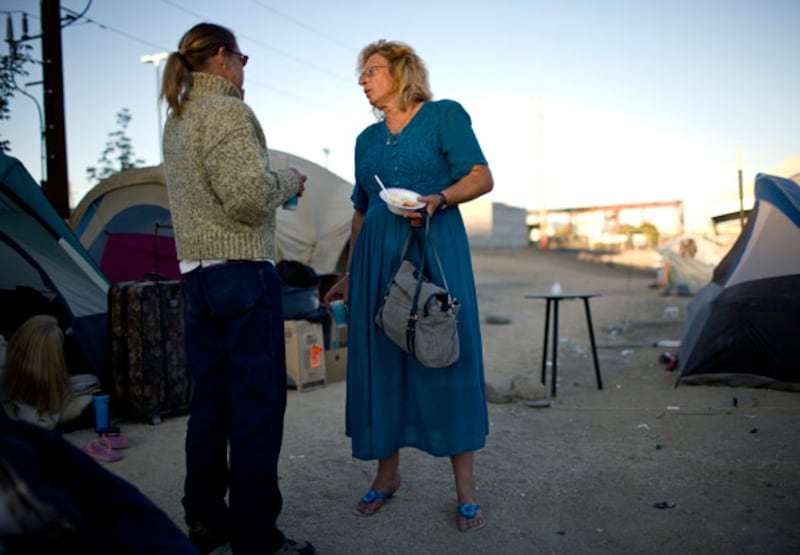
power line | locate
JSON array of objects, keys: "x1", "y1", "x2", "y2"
[
  {"x1": 3, "y1": 0, "x2": 92, "y2": 39},
  {"x1": 59, "y1": 0, "x2": 93, "y2": 30},
  {"x1": 246, "y1": 77, "x2": 347, "y2": 115},
  {"x1": 7, "y1": 0, "x2": 356, "y2": 167},
  {"x1": 63, "y1": 5, "x2": 350, "y2": 111},
  {"x1": 247, "y1": 0, "x2": 355, "y2": 52},
  {"x1": 69, "y1": 18, "x2": 169, "y2": 52},
  {"x1": 159, "y1": 0, "x2": 353, "y2": 84},
  {"x1": 240, "y1": 32, "x2": 352, "y2": 85},
  {"x1": 155, "y1": 0, "x2": 207, "y2": 23}
]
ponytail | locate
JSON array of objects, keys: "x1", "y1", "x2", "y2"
[
  {"x1": 160, "y1": 22, "x2": 238, "y2": 118},
  {"x1": 160, "y1": 51, "x2": 192, "y2": 118}
]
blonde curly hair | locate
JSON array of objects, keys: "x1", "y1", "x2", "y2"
[{"x1": 358, "y1": 39, "x2": 432, "y2": 113}]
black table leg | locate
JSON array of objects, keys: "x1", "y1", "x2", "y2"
[
  {"x1": 541, "y1": 298, "x2": 551, "y2": 386},
  {"x1": 583, "y1": 297, "x2": 603, "y2": 390},
  {"x1": 551, "y1": 299, "x2": 559, "y2": 397}
]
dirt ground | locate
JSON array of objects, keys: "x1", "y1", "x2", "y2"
[{"x1": 65, "y1": 248, "x2": 800, "y2": 555}]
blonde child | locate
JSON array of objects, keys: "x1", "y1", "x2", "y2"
[{"x1": 1, "y1": 314, "x2": 97, "y2": 430}]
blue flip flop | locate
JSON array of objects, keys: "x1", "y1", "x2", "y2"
[
  {"x1": 353, "y1": 489, "x2": 394, "y2": 516},
  {"x1": 457, "y1": 503, "x2": 487, "y2": 532}
]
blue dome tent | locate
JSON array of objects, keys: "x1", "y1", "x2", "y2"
[{"x1": 677, "y1": 173, "x2": 800, "y2": 390}]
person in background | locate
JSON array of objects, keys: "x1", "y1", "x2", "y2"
[
  {"x1": 1, "y1": 315, "x2": 98, "y2": 432},
  {"x1": 323, "y1": 39, "x2": 493, "y2": 532},
  {"x1": 160, "y1": 22, "x2": 313, "y2": 555}
]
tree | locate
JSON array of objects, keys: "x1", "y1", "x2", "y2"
[
  {"x1": 0, "y1": 42, "x2": 35, "y2": 153},
  {"x1": 86, "y1": 108, "x2": 145, "y2": 183}
]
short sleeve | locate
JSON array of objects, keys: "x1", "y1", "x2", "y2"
[
  {"x1": 352, "y1": 132, "x2": 370, "y2": 212},
  {"x1": 438, "y1": 100, "x2": 488, "y2": 182},
  {"x1": 351, "y1": 180, "x2": 368, "y2": 212}
]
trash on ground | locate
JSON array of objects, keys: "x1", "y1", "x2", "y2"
[
  {"x1": 525, "y1": 398, "x2": 552, "y2": 409},
  {"x1": 662, "y1": 306, "x2": 680, "y2": 319},
  {"x1": 654, "y1": 339, "x2": 681, "y2": 348},
  {"x1": 484, "y1": 312, "x2": 512, "y2": 325},
  {"x1": 658, "y1": 351, "x2": 678, "y2": 371}
]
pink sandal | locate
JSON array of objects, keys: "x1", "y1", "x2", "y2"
[
  {"x1": 83, "y1": 437, "x2": 124, "y2": 463},
  {"x1": 100, "y1": 432, "x2": 130, "y2": 450}
]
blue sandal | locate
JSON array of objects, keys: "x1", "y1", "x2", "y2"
[
  {"x1": 353, "y1": 489, "x2": 394, "y2": 516},
  {"x1": 457, "y1": 503, "x2": 487, "y2": 532}
]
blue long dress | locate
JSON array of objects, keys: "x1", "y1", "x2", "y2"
[{"x1": 346, "y1": 99, "x2": 489, "y2": 461}]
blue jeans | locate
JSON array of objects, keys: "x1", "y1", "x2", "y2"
[{"x1": 181, "y1": 260, "x2": 286, "y2": 553}]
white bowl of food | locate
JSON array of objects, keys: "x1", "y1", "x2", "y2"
[{"x1": 379, "y1": 187, "x2": 425, "y2": 215}]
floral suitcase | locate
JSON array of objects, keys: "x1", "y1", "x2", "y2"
[{"x1": 108, "y1": 279, "x2": 191, "y2": 424}]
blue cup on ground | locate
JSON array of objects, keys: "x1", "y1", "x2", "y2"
[
  {"x1": 282, "y1": 194, "x2": 299, "y2": 210},
  {"x1": 92, "y1": 392, "x2": 110, "y2": 432}
]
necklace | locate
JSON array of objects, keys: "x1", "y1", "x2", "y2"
[{"x1": 385, "y1": 105, "x2": 419, "y2": 144}]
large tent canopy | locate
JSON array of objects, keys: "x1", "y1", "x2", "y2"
[{"x1": 69, "y1": 150, "x2": 353, "y2": 283}]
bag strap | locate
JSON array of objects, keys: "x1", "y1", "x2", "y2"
[
  {"x1": 385, "y1": 217, "x2": 423, "y2": 293},
  {"x1": 423, "y1": 219, "x2": 449, "y2": 292},
  {"x1": 382, "y1": 214, "x2": 452, "y2": 355},
  {"x1": 391, "y1": 211, "x2": 448, "y2": 285},
  {"x1": 408, "y1": 213, "x2": 432, "y2": 317},
  {"x1": 406, "y1": 213, "x2": 456, "y2": 352},
  {"x1": 411, "y1": 214, "x2": 450, "y2": 288},
  {"x1": 404, "y1": 216, "x2": 429, "y2": 353},
  {"x1": 398, "y1": 226, "x2": 416, "y2": 264}
]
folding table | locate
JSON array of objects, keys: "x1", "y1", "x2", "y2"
[{"x1": 525, "y1": 292, "x2": 604, "y2": 397}]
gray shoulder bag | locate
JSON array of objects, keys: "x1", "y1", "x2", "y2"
[{"x1": 375, "y1": 215, "x2": 460, "y2": 368}]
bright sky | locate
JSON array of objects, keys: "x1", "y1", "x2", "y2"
[{"x1": 3, "y1": 0, "x2": 799, "y2": 232}]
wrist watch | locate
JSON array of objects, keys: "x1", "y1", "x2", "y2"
[{"x1": 437, "y1": 191, "x2": 448, "y2": 211}]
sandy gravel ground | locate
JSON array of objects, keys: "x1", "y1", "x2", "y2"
[{"x1": 66, "y1": 248, "x2": 800, "y2": 555}]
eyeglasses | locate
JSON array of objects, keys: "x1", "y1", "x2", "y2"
[
  {"x1": 228, "y1": 48, "x2": 249, "y2": 67},
  {"x1": 359, "y1": 65, "x2": 387, "y2": 80}
]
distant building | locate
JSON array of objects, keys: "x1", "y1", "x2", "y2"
[
  {"x1": 527, "y1": 200, "x2": 684, "y2": 250},
  {"x1": 461, "y1": 199, "x2": 529, "y2": 248}
]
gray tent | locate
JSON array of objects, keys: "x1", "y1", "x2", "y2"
[{"x1": 676, "y1": 174, "x2": 800, "y2": 390}]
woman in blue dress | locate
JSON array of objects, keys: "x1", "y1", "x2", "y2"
[{"x1": 324, "y1": 40, "x2": 493, "y2": 532}]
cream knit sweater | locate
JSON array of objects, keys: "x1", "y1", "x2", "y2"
[{"x1": 162, "y1": 72, "x2": 299, "y2": 262}]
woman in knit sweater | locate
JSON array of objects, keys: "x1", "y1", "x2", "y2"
[{"x1": 160, "y1": 22, "x2": 312, "y2": 555}]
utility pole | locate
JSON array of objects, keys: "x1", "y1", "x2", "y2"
[
  {"x1": 41, "y1": 0, "x2": 69, "y2": 218},
  {"x1": 737, "y1": 149, "x2": 745, "y2": 231},
  {"x1": 538, "y1": 95, "x2": 548, "y2": 250}
]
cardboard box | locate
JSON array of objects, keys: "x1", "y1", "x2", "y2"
[
  {"x1": 325, "y1": 347, "x2": 348, "y2": 382},
  {"x1": 284, "y1": 320, "x2": 326, "y2": 392},
  {"x1": 329, "y1": 323, "x2": 348, "y2": 348}
]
